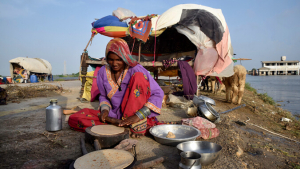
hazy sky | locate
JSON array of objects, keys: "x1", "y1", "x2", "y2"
[{"x1": 1, "y1": 0, "x2": 299, "y2": 76}]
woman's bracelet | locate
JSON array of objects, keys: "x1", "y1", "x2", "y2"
[
  {"x1": 135, "y1": 106, "x2": 151, "y2": 119},
  {"x1": 100, "y1": 105, "x2": 110, "y2": 112}
]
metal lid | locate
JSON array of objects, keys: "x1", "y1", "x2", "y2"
[{"x1": 50, "y1": 99, "x2": 58, "y2": 103}]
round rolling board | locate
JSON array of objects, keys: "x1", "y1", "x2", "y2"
[
  {"x1": 74, "y1": 149, "x2": 135, "y2": 169},
  {"x1": 85, "y1": 125, "x2": 130, "y2": 149}
]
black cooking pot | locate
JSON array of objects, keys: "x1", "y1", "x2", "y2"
[{"x1": 85, "y1": 126, "x2": 130, "y2": 149}]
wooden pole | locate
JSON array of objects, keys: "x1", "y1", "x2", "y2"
[
  {"x1": 80, "y1": 53, "x2": 88, "y2": 98},
  {"x1": 84, "y1": 35, "x2": 95, "y2": 52},
  {"x1": 138, "y1": 41, "x2": 141, "y2": 62},
  {"x1": 232, "y1": 58, "x2": 252, "y2": 61},
  {"x1": 196, "y1": 75, "x2": 199, "y2": 96},
  {"x1": 133, "y1": 157, "x2": 166, "y2": 169}
]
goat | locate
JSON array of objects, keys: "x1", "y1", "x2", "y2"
[{"x1": 221, "y1": 65, "x2": 247, "y2": 105}]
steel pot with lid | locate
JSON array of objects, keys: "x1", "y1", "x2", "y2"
[
  {"x1": 193, "y1": 95, "x2": 216, "y2": 106},
  {"x1": 198, "y1": 102, "x2": 219, "y2": 122}
]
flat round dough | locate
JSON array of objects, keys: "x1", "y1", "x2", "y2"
[
  {"x1": 166, "y1": 131, "x2": 176, "y2": 138},
  {"x1": 91, "y1": 125, "x2": 124, "y2": 135},
  {"x1": 74, "y1": 149, "x2": 134, "y2": 169}
]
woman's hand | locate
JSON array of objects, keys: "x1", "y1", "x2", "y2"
[
  {"x1": 99, "y1": 110, "x2": 109, "y2": 123},
  {"x1": 119, "y1": 115, "x2": 141, "y2": 127}
]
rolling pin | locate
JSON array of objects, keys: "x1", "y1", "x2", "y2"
[
  {"x1": 105, "y1": 116, "x2": 122, "y2": 126},
  {"x1": 133, "y1": 157, "x2": 166, "y2": 169}
]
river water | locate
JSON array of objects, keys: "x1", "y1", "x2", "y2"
[{"x1": 246, "y1": 75, "x2": 300, "y2": 117}]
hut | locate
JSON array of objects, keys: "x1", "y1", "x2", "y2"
[{"x1": 9, "y1": 57, "x2": 52, "y2": 83}]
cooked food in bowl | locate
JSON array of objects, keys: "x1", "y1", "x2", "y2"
[{"x1": 149, "y1": 124, "x2": 201, "y2": 146}]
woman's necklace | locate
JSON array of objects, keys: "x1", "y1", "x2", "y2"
[{"x1": 114, "y1": 70, "x2": 124, "y2": 91}]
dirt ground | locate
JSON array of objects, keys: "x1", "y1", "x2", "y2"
[{"x1": 0, "y1": 81, "x2": 299, "y2": 169}]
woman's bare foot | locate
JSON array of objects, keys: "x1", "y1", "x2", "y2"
[{"x1": 130, "y1": 133, "x2": 144, "y2": 138}]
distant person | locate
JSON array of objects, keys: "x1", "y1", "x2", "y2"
[{"x1": 69, "y1": 38, "x2": 164, "y2": 138}]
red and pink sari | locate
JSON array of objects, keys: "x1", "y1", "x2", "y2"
[{"x1": 69, "y1": 38, "x2": 164, "y2": 134}]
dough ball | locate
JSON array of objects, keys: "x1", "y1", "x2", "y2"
[{"x1": 166, "y1": 131, "x2": 176, "y2": 138}]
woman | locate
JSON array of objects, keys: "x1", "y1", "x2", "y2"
[{"x1": 69, "y1": 38, "x2": 164, "y2": 138}]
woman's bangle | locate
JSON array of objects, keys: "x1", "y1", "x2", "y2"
[
  {"x1": 140, "y1": 110, "x2": 146, "y2": 119},
  {"x1": 100, "y1": 105, "x2": 110, "y2": 112},
  {"x1": 135, "y1": 106, "x2": 151, "y2": 120},
  {"x1": 139, "y1": 106, "x2": 151, "y2": 117},
  {"x1": 135, "y1": 111, "x2": 144, "y2": 120}
]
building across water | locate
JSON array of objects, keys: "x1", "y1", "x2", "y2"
[{"x1": 258, "y1": 56, "x2": 300, "y2": 75}]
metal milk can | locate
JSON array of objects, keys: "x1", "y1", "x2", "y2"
[{"x1": 46, "y1": 99, "x2": 62, "y2": 131}]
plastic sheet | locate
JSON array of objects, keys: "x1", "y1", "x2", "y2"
[
  {"x1": 176, "y1": 25, "x2": 234, "y2": 77},
  {"x1": 193, "y1": 47, "x2": 218, "y2": 76},
  {"x1": 176, "y1": 25, "x2": 213, "y2": 49},
  {"x1": 112, "y1": 7, "x2": 136, "y2": 19},
  {"x1": 92, "y1": 15, "x2": 128, "y2": 28}
]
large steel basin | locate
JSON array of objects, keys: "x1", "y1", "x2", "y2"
[
  {"x1": 177, "y1": 141, "x2": 222, "y2": 166},
  {"x1": 149, "y1": 124, "x2": 201, "y2": 146}
]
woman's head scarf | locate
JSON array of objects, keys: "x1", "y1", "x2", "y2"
[{"x1": 105, "y1": 38, "x2": 138, "y2": 67}]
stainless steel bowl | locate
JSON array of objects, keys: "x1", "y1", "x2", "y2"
[
  {"x1": 149, "y1": 124, "x2": 201, "y2": 146},
  {"x1": 198, "y1": 102, "x2": 219, "y2": 122},
  {"x1": 193, "y1": 95, "x2": 216, "y2": 106},
  {"x1": 177, "y1": 141, "x2": 222, "y2": 166}
]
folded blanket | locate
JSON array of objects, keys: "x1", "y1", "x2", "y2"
[
  {"x1": 182, "y1": 116, "x2": 216, "y2": 129},
  {"x1": 198, "y1": 128, "x2": 219, "y2": 139},
  {"x1": 182, "y1": 116, "x2": 219, "y2": 139}
]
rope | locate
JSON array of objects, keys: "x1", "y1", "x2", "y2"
[{"x1": 245, "y1": 117, "x2": 300, "y2": 144}]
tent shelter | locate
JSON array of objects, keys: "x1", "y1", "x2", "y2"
[
  {"x1": 9, "y1": 57, "x2": 52, "y2": 82},
  {"x1": 80, "y1": 4, "x2": 234, "y2": 96}
]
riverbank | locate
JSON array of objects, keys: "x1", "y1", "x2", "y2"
[
  {"x1": 0, "y1": 80, "x2": 299, "y2": 168},
  {"x1": 246, "y1": 75, "x2": 300, "y2": 118}
]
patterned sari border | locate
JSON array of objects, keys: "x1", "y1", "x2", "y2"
[
  {"x1": 145, "y1": 102, "x2": 161, "y2": 114},
  {"x1": 130, "y1": 118, "x2": 147, "y2": 133},
  {"x1": 105, "y1": 65, "x2": 128, "y2": 99},
  {"x1": 100, "y1": 101, "x2": 112, "y2": 108}
]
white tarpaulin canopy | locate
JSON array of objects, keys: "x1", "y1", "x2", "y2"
[
  {"x1": 94, "y1": 4, "x2": 235, "y2": 77},
  {"x1": 9, "y1": 57, "x2": 52, "y2": 78}
]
